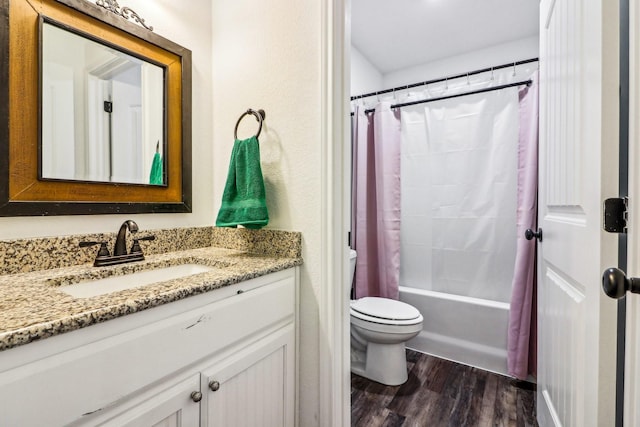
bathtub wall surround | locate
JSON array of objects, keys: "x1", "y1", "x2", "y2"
[{"x1": 0, "y1": 226, "x2": 302, "y2": 275}]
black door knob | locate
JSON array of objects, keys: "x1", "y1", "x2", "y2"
[
  {"x1": 602, "y1": 267, "x2": 640, "y2": 299},
  {"x1": 524, "y1": 228, "x2": 543, "y2": 242}
]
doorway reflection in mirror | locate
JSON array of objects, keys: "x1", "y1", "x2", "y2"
[{"x1": 41, "y1": 21, "x2": 165, "y2": 186}]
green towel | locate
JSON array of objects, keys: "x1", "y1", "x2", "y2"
[
  {"x1": 215, "y1": 136, "x2": 269, "y2": 229},
  {"x1": 149, "y1": 152, "x2": 163, "y2": 185}
]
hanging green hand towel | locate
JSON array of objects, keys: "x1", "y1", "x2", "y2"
[
  {"x1": 216, "y1": 136, "x2": 269, "y2": 229},
  {"x1": 149, "y1": 151, "x2": 163, "y2": 185}
]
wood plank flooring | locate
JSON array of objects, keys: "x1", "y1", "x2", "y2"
[{"x1": 351, "y1": 350, "x2": 538, "y2": 427}]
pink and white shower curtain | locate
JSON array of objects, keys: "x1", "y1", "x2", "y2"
[
  {"x1": 351, "y1": 75, "x2": 539, "y2": 380},
  {"x1": 507, "y1": 72, "x2": 539, "y2": 380},
  {"x1": 351, "y1": 102, "x2": 402, "y2": 300}
]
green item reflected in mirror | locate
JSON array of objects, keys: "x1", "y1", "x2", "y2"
[{"x1": 149, "y1": 141, "x2": 163, "y2": 185}]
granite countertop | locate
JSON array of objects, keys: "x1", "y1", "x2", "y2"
[{"x1": 0, "y1": 246, "x2": 302, "y2": 352}]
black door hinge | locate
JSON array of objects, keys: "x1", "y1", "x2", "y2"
[
  {"x1": 103, "y1": 101, "x2": 113, "y2": 113},
  {"x1": 603, "y1": 197, "x2": 628, "y2": 233}
]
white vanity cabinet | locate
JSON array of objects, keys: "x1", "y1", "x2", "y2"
[{"x1": 0, "y1": 268, "x2": 298, "y2": 427}]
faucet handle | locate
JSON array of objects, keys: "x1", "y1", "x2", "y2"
[
  {"x1": 130, "y1": 235, "x2": 156, "y2": 254},
  {"x1": 79, "y1": 241, "x2": 110, "y2": 257}
]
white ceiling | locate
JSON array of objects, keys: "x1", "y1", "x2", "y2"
[{"x1": 351, "y1": 0, "x2": 539, "y2": 74}]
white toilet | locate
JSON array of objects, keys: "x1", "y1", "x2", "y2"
[{"x1": 349, "y1": 249, "x2": 423, "y2": 386}]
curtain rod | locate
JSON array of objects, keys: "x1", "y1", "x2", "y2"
[
  {"x1": 350, "y1": 57, "x2": 538, "y2": 101},
  {"x1": 352, "y1": 79, "x2": 532, "y2": 115}
]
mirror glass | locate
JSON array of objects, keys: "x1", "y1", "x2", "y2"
[{"x1": 41, "y1": 21, "x2": 166, "y2": 186}]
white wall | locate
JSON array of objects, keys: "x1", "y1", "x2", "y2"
[
  {"x1": 383, "y1": 36, "x2": 539, "y2": 88},
  {"x1": 350, "y1": 46, "x2": 383, "y2": 95},
  {"x1": 0, "y1": 0, "x2": 214, "y2": 238},
  {"x1": 210, "y1": 2, "x2": 323, "y2": 424}
]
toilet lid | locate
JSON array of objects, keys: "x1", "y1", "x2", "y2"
[{"x1": 351, "y1": 297, "x2": 421, "y2": 321}]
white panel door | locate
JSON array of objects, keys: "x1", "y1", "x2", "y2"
[
  {"x1": 538, "y1": 0, "x2": 619, "y2": 426},
  {"x1": 41, "y1": 63, "x2": 75, "y2": 180},
  {"x1": 111, "y1": 77, "x2": 143, "y2": 184}
]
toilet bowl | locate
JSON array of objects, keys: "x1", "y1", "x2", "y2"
[{"x1": 349, "y1": 250, "x2": 423, "y2": 386}]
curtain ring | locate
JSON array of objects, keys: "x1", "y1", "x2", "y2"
[{"x1": 234, "y1": 109, "x2": 266, "y2": 140}]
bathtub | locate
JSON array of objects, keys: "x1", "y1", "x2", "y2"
[{"x1": 399, "y1": 286, "x2": 510, "y2": 376}]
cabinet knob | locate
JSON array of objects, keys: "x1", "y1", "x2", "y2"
[
  {"x1": 190, "y1": 391, "x2": 203, "y2": 402},
  {"x1": 209, "y1": 380, "x2": 220, "y2": 392}
]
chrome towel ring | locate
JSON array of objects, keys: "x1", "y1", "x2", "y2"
[{"x1": 234, "y1": 108, "x2": 266, "y2": 140}]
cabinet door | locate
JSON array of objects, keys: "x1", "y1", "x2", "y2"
[
  {"x1": 202, "y1": 325, "x2": 295, "y2": 427},
  {"x1": 97, "y1": 374, "x2": 201, "y2": 427}
]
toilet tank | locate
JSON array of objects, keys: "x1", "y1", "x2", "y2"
[{"x1": 350, "y1": 249, "x2": 357, "y2": 283}]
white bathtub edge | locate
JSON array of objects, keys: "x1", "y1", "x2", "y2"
[{"x1": 399, "y1": 285, "x2": 510, "y2": 376}]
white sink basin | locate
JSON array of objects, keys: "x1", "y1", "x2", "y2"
[{"x1": 60, "y1": 264, "x2": 216, "y2": 298}]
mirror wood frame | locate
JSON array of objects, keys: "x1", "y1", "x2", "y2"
[{"x1": 0, "y1": 0, "x2": 192, "y2": 216}]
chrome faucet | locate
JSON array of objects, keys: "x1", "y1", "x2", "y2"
[{"x1": 114, "y1": 220, "x2": 139, "y2": 256}]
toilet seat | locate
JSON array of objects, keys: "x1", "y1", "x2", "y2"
[{"x1": 350, "y1": 297, "x2": 422, "y2": 326}]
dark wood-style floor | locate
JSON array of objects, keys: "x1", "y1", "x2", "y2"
[{"x1": 351, "y1": 350, "x2": 538, "y2": 427}]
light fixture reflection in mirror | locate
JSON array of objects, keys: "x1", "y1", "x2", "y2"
[{"x1": 41, "y1": 21, "x2": 166, "y2": 186}]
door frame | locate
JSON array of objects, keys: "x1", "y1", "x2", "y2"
[
  {"x1": 624, "y1": 0, "x2": 640, "y2": 425},
  {"x1": 319, "y1": 0, "x2": 351, "y2": 425},
  {"x1": 617, "y1": 0, "x2": 630, "y2": 426},
  {"x1": 322, "y1": 2, "x2": 626, "y2": 427}
]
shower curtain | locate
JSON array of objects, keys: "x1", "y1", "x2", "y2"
[
  {"x1": 351, "y1": 102, "x2": 402, "y2": 299},
  {"x1": 400, "y1": 88, "x2": 520, "y2": 302},
  {"x1": 507, "y1": 72, "x2": 539, "y2": 380}
]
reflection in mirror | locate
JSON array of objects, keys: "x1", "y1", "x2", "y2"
[{"x1": 41, "y1": 21, "x2": 166, "y2": 186}]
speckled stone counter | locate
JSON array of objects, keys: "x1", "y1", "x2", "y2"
[{"x1": 0, "y1": 228, "x2": 302, "y2": 352}]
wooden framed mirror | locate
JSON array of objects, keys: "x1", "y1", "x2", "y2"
[{"x1": 0, "y1": 0, "x2": 192, "y2": 215}]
